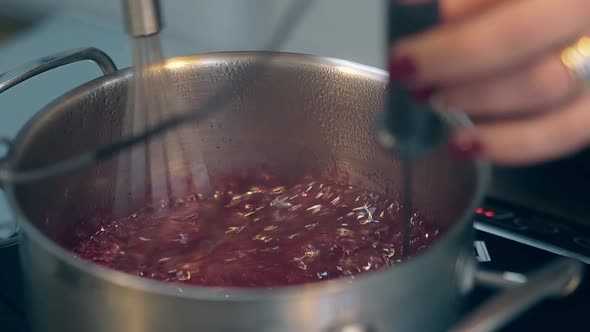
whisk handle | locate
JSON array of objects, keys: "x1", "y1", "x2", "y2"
[
  {"x1": 377, "y1": 0, "x2": 445, "y2": 157},
  {"x1": 122, "y1": 0, "x2": 163, "y2": 37}
]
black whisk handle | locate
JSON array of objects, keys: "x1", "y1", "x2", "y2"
[
  {"x1": 388, "y1": 0, "x2": 439, "y2": 44},
  {"x1": 378, "y1": 0, "x2": 445, "y2": 158}
]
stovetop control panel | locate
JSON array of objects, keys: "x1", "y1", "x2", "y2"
[{"x1": 475, "y1": 198, "x2": 590, "y2": 264}]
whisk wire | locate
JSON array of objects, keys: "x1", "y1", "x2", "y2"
[{"x1": 0, "y1": 0, "x2": 316, "y2": 185}]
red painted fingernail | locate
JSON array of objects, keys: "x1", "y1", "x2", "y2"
[
  {"x1": 389, "y1": 55, "x2": 417, "y2": 81},
  {"x1": 449, "y1": 136, "x2": 483, "y2": 160},
  {"x1": 409, "y1": 87, "x2": 435, "y2": 102}
]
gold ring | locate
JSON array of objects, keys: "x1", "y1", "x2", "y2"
[{"x1": 561, "y1": 36, "x2": 590, "y2": 91}]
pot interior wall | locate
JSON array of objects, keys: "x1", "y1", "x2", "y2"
[{"x1": 9, "y1": 53, "x2": 478, "y2": 259}]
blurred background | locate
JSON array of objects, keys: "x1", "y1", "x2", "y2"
[
  {"x1": 0, "y1": 0, "x2": 386, "y2": 67},
  {"x1": 0, "y1": 0, "x2": 386, "y2": 231}
]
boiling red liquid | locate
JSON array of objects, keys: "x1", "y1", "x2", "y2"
[{"x1": 71, "y1": 171, "x2": 441, "y2": 288}]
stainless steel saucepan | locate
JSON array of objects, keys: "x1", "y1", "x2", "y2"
[{"x1": 0, "y1": 47, "x2": 584, "y2": 332}]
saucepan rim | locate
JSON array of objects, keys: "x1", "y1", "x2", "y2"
[{"x1": 2, "y1": 51, "x2": 491, "y2": 302}]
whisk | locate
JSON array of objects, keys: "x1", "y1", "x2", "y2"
[
  {"x1": 0, "y1": 0, "x2": 316, "y2": 185},
  {"x1": 117, "y1": 0, "x2": 212, "y2": 212}
]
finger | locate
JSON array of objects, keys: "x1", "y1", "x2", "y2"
[
  {"x1": 391, "y1": 0, "x2": 590, "y2": 85},
  {"x1": 452, "y1": 92, "x2": 590, "y2": 165},
  {"x1": 440, "y1": 0, "x2": 502, "y2": 21},
  {"x1": 437, "y1": 53, "x2": 577, "y2": 116}
]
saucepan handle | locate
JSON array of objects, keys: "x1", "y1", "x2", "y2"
[
  {"x1": 451, "y1": 256, "x2": 585, "y2": 332},
  {"x1": 0, "y1": 47, "x2": 117, "y2": 93},
  {"x1": 0, "y1": 46, "x2": 117, "y2": 164},
  {"x1": 0, "y1": 47, "x2": 118, "y2": 247}
]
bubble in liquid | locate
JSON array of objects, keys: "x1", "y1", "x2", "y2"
[
  {"x1": 336, "y1": 228, "x2": 353, "y2": 237},
  {"x1": 70, "y1": 168, "x2": 443, "y2": 288},
  {"x1": 306, "y1": 204, "x2": 323, "y2": 214},
  {"x1": 176, "y1": 270, "x2": 191, "y2": 281},
  {"x1": 178, "y1": 233, "x2": 189, "y2": 244}
]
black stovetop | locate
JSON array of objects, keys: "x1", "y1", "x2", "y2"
[{"x1": 1, "y1": 199, "x2": 589, "y2": 332}]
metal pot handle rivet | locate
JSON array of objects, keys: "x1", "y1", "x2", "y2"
[
  {"x1": 451, "y1": 256, "x2": 585, "y2": 332},
  {"x1": 0, "y1": 47, "x2": 118, "y2": 247}
]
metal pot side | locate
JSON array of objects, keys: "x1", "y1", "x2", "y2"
[{"x1": 0, "y1": 49, "x2": 573, "y2": 332}]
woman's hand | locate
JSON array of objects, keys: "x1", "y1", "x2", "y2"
[{"x1": 389, "y1": 0, "x2": 590, "y2": 165}]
